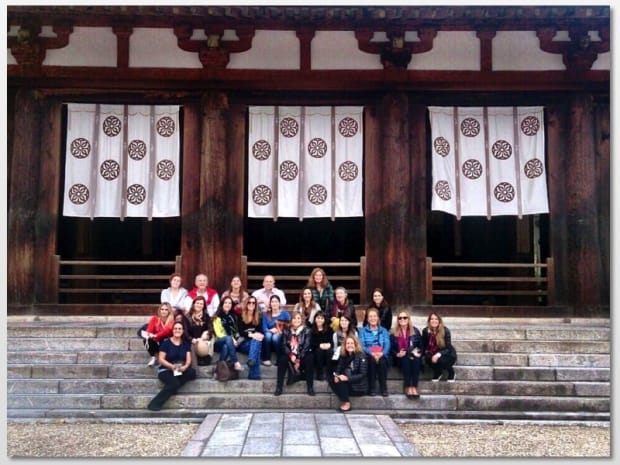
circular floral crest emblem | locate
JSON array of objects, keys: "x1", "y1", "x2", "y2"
[
  {"x1": 460, "y1": 117, "x2": 481, "y2": 137},
  {"x1": 70, "y1": 138, "x2": 91, "y2": 159},
  {"x1": 157, "y1": 160, "x2": 175, "y2": 180},
  {"x1": 68, "y1": 183, "x2": 90, "y2": 205},
  {"x1": 156, "y1": 117, "x2": 176, "y2": 137},
  {"x1": 338, "y1": 161, "x2": 359, "y2": 181},
  {"x1": 434, "y1": 180, "x2": 452, "y2": 201},
  {"x1": 102, "y1": 116, "x2": 122, "y2": 137},
  {"x1": 524, "y1": 158, "x2": 544, "y2": 178},
  {"x1": 307, "y1": 138, "x2": 328, "y2": 158},
  {"x1": 494, "y1": 182, "x2": 515, "y2": 203},
  {"x1": 252, "y1": 185, "x2": 272, "y2": 206},
  {"x1": 252, "y1": 140, "x2": 272, "y2": 160},
  {"x1": 462, "y1": 159, "x2": 483, "y2": 180},
  {"x1": 433, "y1": 137, "x2": 450, "y2": 157},
  {"x1": 279, "y1": 160, "x2": 299, "y2": 181},
  {"x1": 99, "y1": 159, "x2": 120, "y2": 181},
  {"x1": 307, "y1": 184, "x2": 328, "y2": 205},
  {"x1": 280, "y1": 117, "x2": 299, "y2": 138},
  {"x1": 128, "y1": 140, "x2": 147, "y2": 161},
  {"x1": 338, "y1": 117, "x2": 359, "y2": 137},
  {"x1": 492, "y1": 140, "x2": 512, "y2": 160},
  {"x1": 520, "y1": 116, "x2": 540, "y2": 136},
  {"x1": 126, "y1": 184, "x2": 147, "y2": 205}
]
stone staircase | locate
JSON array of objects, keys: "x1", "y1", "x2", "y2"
[{"x1": 7, "y1": 315, "x2": 610, "y2": 423}]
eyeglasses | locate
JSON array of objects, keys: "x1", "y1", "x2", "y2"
[{"x1": 398, "y1": 316, "x2": 409, "y2": 320}]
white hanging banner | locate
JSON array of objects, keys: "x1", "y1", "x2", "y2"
[
  {"x1": 248, "y1": 105, "x2": 363, "y2": 219},
  {"x1": 63, "y1": 104, "x2": 180, "y2": 219},
  {"x1": 429, "y1": 106, "x2": 549, "y2": 219}
]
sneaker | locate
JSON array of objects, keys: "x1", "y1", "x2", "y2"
[
  {"x1": 261, "y1": 360, "x2": 272, "y2": 366},
  {"x1": 447, "y1": 372, "x2": 456, "y2": 383},
  {"x1": 432, "y1": 373, "x2": 444, "y2": 382},
  {"x1": 147, "y1": 356, "x2": 157, "y2": 367}
]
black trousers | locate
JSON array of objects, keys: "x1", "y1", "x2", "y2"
[
  {"x1": 367, "y1": 355, "x2": 389, "y2": 394},
  {"x1": 276, "y1": 352, "x2": 315, "y2": 390},
  {"x1": 327, "y1": 376, "x2": 367, "y2": 403},
  {"x1": 148, "y1": 367, "x2": 196, "y2": 410},
  {"x1": 425, "y1": 354, "x2": 456, "y2": 378}
]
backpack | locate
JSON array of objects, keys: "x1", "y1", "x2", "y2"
[{"x1": 213, "y1": 360, "x2": 239, "y2": 382}]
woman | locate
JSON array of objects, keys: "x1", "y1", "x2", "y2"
[
  {"x1": 237, "y1": 297, "x2": 264, "y2": 380},
  {"x1": 328, "y1": 286, "x2": 358, "y2": 332},
  {"x1": 212, "y1": 296, "x2": 243, "y2": 372},
  {"x1": 331, "y1": 313, "x2": 357, "y2": 366},
  {"x1": 365, "y1": 288, "x2": 393, "y2": 331},
  {"x1": 221, "y1": 275, "x2": 250, "y2": 316},
  {"x1": 422, "y1": 312, "x2": 457, "y2": 382},
  {"x1": 294, "y1": 286, "x2": 322, "y2": 328},
  {"x1": 185, "y1": 296, "x2": 213, "y2": 367},
  {"x1": 390, "y1": 310, "x2": 423, "y2": 399},
  {"x1": 139, "y1": 302, "x2": 174, "y2": 367},
  {"x1": 358, "y1": 307, "x2": 391, "y2": 397},
  {"x1": 274, "y1": 310, "x2": 315, "y2": 397},
  {"x1": 260, "y1": 294, "x2": 289, "y2": 366},
  {"x1": 328, "y1": 335, "x2": 369, "y2": 412},
  {"x1": 307, "y1": 267, "x2": 334, "y2": 313},
  {"x1": 160, "y1": 273, "x2": 188, "y2": 315},
  {"x1": 310, "y1": 311, "x2": 333, "y2": 381},
  {"x1": 147, "y1": 321, "x2": 196, "y2": 411}
]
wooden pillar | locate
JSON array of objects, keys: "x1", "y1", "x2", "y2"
[
  {"x1": 34, "y1": 99, "x2": 62, "y2": 302},
  {"x1": 565, "y1": 94, "x2": 605, "y2": 313},
  {"x1": 8, "y1": 89, "x2": 42, "y2": 304},
  {"x1": 545, "y1": 104, "x2": 569, "y2": 305},
  {"x1": 409, "y1": 103, "x2": 428, "y2": 304},
  {"x1": 595, "y1": 102, "x2": 610, "y2": 307}
]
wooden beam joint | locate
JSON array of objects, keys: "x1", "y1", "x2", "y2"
[
  {"x1": 537, "y1": 25, "x2": 609, "y2": 71},
  {"x1": 8, "y1": 19, "x2": 73, "y2": 68}
]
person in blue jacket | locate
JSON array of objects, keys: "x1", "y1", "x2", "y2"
[{"x1": 358, "y1": 307, "x2": 391, "y2": 397}]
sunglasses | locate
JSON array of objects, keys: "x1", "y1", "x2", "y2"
[
  {"x1": 398, "y1": 316, "x2": 409, "y2": 320},
  {"x1": 248, "y1": 301, "x2": 257, "y2": 305}
]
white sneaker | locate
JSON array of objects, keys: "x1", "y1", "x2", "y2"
[
  {"x1": 432, "y1": 373, "x2": 444, "y2": 382},
  {"x1": 147, "y1": 356, "x2": 157, "y2": 367},
  {"x1": 261, "y1": 360, "x2": 272, "y2": 366},
  {"x1": 234, "y1": 362, "x2": 244, "y2": 371}
]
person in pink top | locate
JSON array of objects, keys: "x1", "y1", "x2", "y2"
[
  {"x1": 183, "y1": 273, "x2": 220, "y2": 318},
  {"x1": 140, "y1": 302, "x2": 175, "y2": 367}
]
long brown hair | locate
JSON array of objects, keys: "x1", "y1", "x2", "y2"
[
  {"x1": 241, "y1": 297, "x2": 261, "y2": 326},
  {"x1": 427, "y1": 312, "x2": 446, "y2": 348},
  {"x1": 307, "y1": 267, "x2": 330, "y2": 288}
]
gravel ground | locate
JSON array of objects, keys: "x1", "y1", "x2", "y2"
[{"x1": 6, "y1": 421, "x2": 611, "y2": 457}]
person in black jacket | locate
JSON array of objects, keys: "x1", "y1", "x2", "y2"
[
  {"x1": 310, "y1": 311, "x2": 334, "y2": 381},
  {"x1": 328, "y1": 335, "x2": 369, "y2": 412},
  {"x1": 390, "y1": 310, "x2": 423, "y2": 399},
  {"x1": 422, "y1": 312, "x2": 457, "y2": 382},
  {"x1": 364, "y1": 288, "x2": 393, "y2": 331}
]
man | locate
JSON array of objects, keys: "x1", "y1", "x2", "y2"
[
  {"x1": 184, "y1": 273, "x2": 220, "y2": 317},
  {"x1": 251, "y1": 274, "x2": 286, "y2": 312}
]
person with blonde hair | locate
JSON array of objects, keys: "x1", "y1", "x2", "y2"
[
  {"x1": 328, "y1": 335, "x2": 369, "y2": 412},
  {"x1": 139, "y1": 302, "x2": 175, "y2": 367},
  {"x1": 358, "y1": 307, "x2": 391, "y2": 396},
  {"x1": 422, "y1": 312, "x2": 457, "y2": 382},
  {"x1": 390, "y1": 310, "x2": 423, "y2": 399},
  {"x1": 307, "y1": 267, "x2": 334, "y2": 313}
]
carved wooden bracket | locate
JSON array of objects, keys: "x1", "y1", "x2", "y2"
[
  {"x1": 8, "y1": 19, "x2": 73, "y2": 67},
  {"x1": 355, "y1": 26, "x2": 437, "y2": 69},
  {"x1": 536, "y1": 26, "x2": 610, "y2": 71},
  {"x1": 173, "y1": 23, "x2": 255, "y2": 68}
]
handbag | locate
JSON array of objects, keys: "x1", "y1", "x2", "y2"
[
  {"x1": 195, "y1": 332, "x2": 214, "y2": 357},
  {"x1": 213, "y1": 360, "x2": 239, "y2": 382}
]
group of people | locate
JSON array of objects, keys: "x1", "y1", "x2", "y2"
[{"x1": 139, "y1": 268, "x2": 457, "y2": 412}]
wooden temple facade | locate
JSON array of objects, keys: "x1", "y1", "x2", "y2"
[{"x1": 6, "y1": 5, "x2": 610, "y2": 317}]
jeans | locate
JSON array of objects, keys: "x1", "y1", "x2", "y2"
[
  {"x1": 261, "y1": 331, "x2": 283, "y2": 361},
  {"x1": 215, "y1": 336, "x2": 239, "y2": 364},
  {"x1": 238, "y1": 338, "x2": 262, "y2": 379},
  {"x1": 395, "y1": 355, "x2": 422, "y2": 388}
]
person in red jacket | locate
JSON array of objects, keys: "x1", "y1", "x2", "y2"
[
  {"x1": 183, "y1": 273, "x2": 220, "y2": 318},
  {"x1": 140, "y1": 302, "x2": 175, "y2": 367}
]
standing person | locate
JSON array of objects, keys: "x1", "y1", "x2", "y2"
[
  {"x1": 185, "y1": 296, "x2": 213, "y2": 367},
  {"x1": 307, "y1": 267, "x2": 334, "y2": 314},
  {"x1": 139, "y1": 302, "x2": 174, "y2": 367},
  {"x1": 237, "y1": 297, "x2": 264, "y2": 380},
  {"x1": 358, "y1": 307, "x2": 391, "y2": 397},
  {"x1": 221, "y1": 275, "x2": 250, "y2": 316},
  {"x1": 328, "y1": 335, "x2": 369, "y2": 412},
  {"x1": 212, "y1": 296, "x2": 243, "y2": 372},
  {"x1": 390, "y1": 310, "x2": 423, "y2": 399},
  {"x1": 252, "y1": 274, "x2": 287, "y2": 313},
  {"x1": 422, "y1": 312, "x2": 457, "y2": 382},
  {"x1": 147, "y1": 321, "x2": 196, "y2": 411},
  {"x1": 184, "y1": 273, "x2": 220, "y2": 317},
  {"x1": 274, "y1": 310, "x2": 315, "y2": 397},
  {"x1": 294, "y1": 286, "x2": 321, "y2": 327},
  {"x1": 310, "y1": 311, "x2": 334, "y2": 381},
  {"x1": 260, "y1": 294, "x2": 289, "y2": 366},
  {"x1": 365, "y1": 288, "x2": 393, "y2": 331},
  {"x1": 329, "y1": 286, "x2": 358, "y2": 332},
  {"x1": 331, "y1": 313, "x2": 358, "y2": 368},
  {"x1": 160, "y1": 273, "x2": 188, "y2": 315}
]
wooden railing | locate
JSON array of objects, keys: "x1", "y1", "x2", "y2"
[
  {"x1": 241, "y1": 256, "x2": 367, "y2": 306},
  {"x1": 56, "y1": 256, "x2": 180, "y2": 303},
  {"x1": 425, "y1": 257, "x2": 554, "y2": 306}
]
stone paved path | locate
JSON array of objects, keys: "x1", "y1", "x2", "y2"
[{"x1": 181, "y1": 412, "x2": 418, "y2": 457}]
